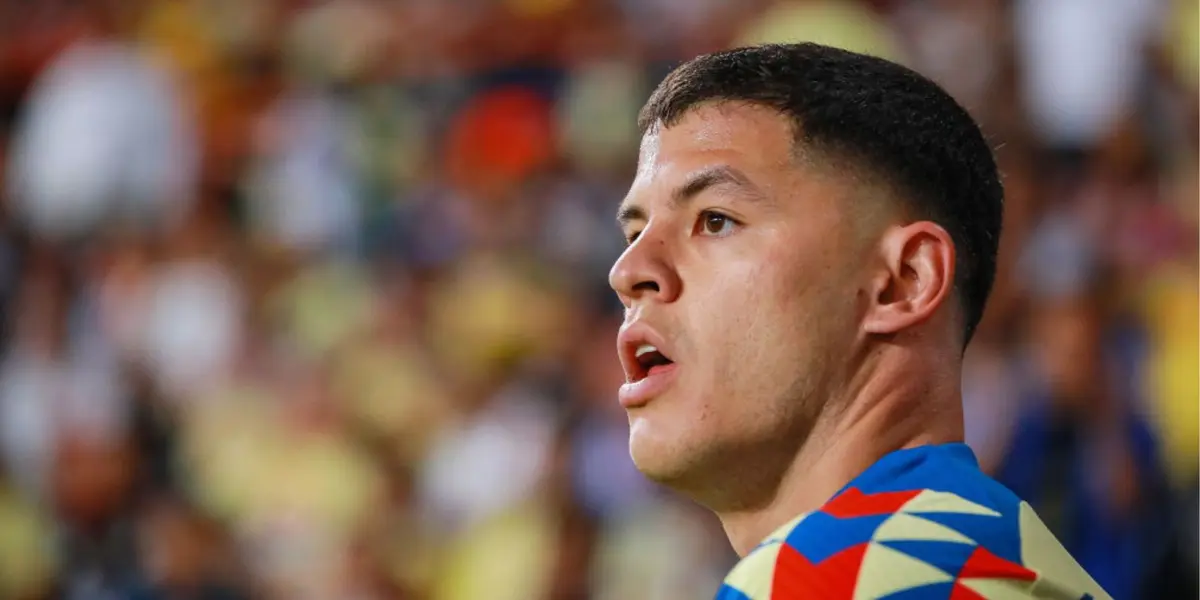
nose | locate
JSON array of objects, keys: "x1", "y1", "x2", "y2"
[{"x1": 608, "y1": 231, "x2": 682, "y2": 309}]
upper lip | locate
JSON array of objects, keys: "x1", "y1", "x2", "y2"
[{"x1": 617, "y1": 320, "x2": 675, "y2": 383}]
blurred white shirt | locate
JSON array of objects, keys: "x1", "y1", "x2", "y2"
[
  {"x1": 139, "y1": 260, "x2": 243, "y2": 401},
  {"x1": 6, "y1": 39, "x2": 197, "y2": 239},
  {"x1": 0, "y1": 349, "x2": 128, "y2": 500},
  {"x1": 417, "y1": 383, "x2": 556, "y2": 532},
  {"x1": 245, "y1": 90, "x2": 361, "y2": 256},
  {"x1": 1014, "y1": 0, "x2": 1162, "y2": 148}
]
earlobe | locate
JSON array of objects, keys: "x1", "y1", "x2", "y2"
[{"x1": 862, "y1": 222, "x2": 955, "y2": 336}]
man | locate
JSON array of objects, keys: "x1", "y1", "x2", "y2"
[{"x1": 609, "y1": 43, "x2": 1111, "y2": 600}]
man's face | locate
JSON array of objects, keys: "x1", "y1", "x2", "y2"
[{"x1": 609, "y1": 102, "x2": 872, "y2": 506}]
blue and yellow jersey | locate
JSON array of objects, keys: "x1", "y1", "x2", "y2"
[{"x1": 716, "y1": 444, "x2": 1111, "y2": 600}]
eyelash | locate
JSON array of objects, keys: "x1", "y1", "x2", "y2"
[
  {"x1": 695, "y1": 210, "x2": 739, "y2": 237},
  {"x1": 624, "y1": 211, "x2": 741, "y2": 245}
]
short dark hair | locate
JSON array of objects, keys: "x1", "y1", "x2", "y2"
[{"x1": 638, "y1": 43, "x2": 1003, "y2": 347}]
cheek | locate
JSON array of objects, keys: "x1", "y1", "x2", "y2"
[
  {"x1": 705, "y1": 253, "x2": 845, "y2": 389},
  {"x1": 689, "y1": 263, "x2": 774, "y2": 351},
  {"x1": 687, "y1": 262, "x2": 801, "y2": 392}
]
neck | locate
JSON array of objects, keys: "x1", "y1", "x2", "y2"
[{"x1": 715, "y1": 347, "x2": 965, "y2": 556}]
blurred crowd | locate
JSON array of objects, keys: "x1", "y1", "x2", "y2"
[{"x1": 0, "y1": 0, "x2": 1195, "y2": 599}]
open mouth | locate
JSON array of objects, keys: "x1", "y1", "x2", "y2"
[{"x1": 634, "y1": 344, "x2": 674, "y2": 380}]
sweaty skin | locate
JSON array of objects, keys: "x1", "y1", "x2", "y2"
[{"x1": 610, "y1": 102, "x2": 965, "y2": 556}]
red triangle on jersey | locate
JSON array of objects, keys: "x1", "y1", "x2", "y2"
[
  {"x1": 822, "y1": 487, "x2": 923, "y2": 518},
  {"x1": 958, "y1": 545, "x2": 1037, "y2": 581}
]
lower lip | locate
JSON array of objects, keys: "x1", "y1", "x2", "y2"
[{"x1": 619, "y1": 363, "x2": 679, "y2": 408}]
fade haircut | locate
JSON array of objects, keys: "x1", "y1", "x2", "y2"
[{"x1": 638, "y1": 43, "x2": 1003, "y2": 347}]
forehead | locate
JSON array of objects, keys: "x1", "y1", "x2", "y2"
[{"x1": 634, "y1": 102, "x2": 798, "y2": 185}]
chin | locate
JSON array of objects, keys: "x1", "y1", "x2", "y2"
[
  {"x1": 627, "y1": 420, "x2": 710, "y2": 490},
  {"x1": 628, "y1": 420, "x2": 681, "y2": 478}
]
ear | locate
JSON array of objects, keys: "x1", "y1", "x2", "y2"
[{"x1": 862, "y1": 221, "x2": 956, "y2": 335}]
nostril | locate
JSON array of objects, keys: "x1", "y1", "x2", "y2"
[{"x1": 632, "y1": 280, "x2": 660, "y2": 293}]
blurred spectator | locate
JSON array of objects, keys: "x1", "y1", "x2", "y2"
[
  {"x1": 6, "y1": 8, "x2": 197, "y2": 241},
  {"x1": 1012, "y1": 0, "x2": 1162, "y2": 158},
  {"x1": 992, "y1": 290, "x2": 1173, "y2": 599},
  {"x1": 736, "y1": 0, "x2": 903, "y2": 62},
  {"x1": 0, "y1": 472, "x2": 55, "y2": 600},
  {"x1": 0, "y1": 248, "x2": 129, "y2": 501}
]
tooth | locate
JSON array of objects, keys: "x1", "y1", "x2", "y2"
[{"x1": 635, "y1": 344, "x2": 657, "y2": 358}]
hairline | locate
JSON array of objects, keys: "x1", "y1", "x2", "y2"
[{"x1": 643, "y1": 98, "x2": 909, "y2": 213}]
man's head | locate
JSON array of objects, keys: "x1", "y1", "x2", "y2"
[{"x1": 608, "y1": 43, "x2": 1002, "y2": 507}]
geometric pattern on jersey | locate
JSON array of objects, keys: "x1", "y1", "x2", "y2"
[{"x1": 715, "y1": 443, "x2": 1112, "y2": 600}]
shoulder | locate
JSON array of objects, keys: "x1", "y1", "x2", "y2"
[{"x1": 717, "y1": 486, "x2": 1112, "y2": 600}]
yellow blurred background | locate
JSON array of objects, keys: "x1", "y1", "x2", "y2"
[{"x1": 0, "y1": 0, "x2": 1195, "y2": 599}]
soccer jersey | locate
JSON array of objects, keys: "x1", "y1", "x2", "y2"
[{"x1": 715, "y1": 443, "x2": 1111, "y2": 600}]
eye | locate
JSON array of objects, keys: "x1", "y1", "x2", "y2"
[
  {"x1": 697, "y1": 211, "x2": 738, "y2": 237},
  {"x1": 624, "y1": 230, "x2": 642, "y2": 245}
]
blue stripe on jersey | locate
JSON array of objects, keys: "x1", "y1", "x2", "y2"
[{"x1": 714, "y1": 583, "x2": 753, "y2": 600}]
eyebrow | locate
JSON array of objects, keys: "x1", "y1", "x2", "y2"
[{"x1": 616, "y1": 165, "x2": 765, "y2": 227}]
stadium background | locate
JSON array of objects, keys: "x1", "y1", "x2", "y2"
[{"x1": 0, "y1": 0, "x2": 1195, "y2": 598}]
